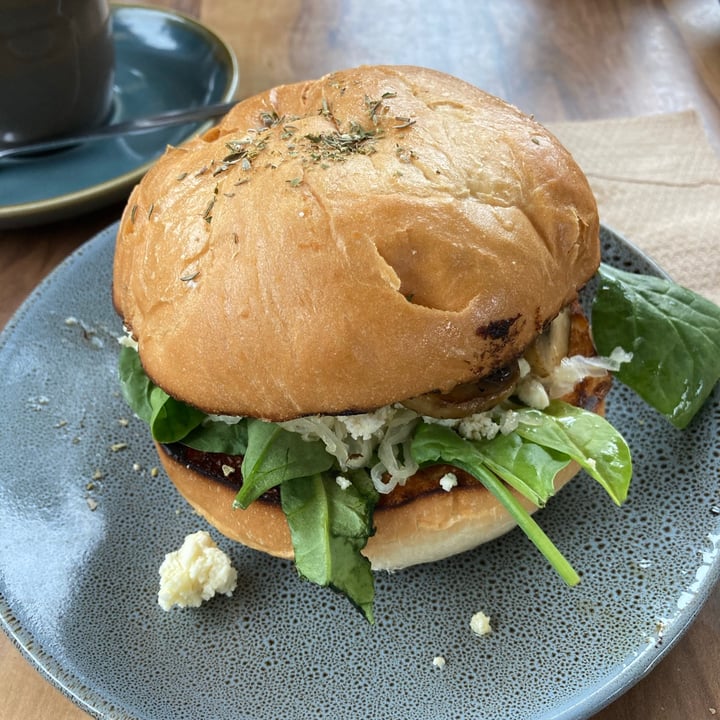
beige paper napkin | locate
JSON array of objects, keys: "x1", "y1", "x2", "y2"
[{"x1": 548, "y1": 111, "x2": 720, "y2": 305}]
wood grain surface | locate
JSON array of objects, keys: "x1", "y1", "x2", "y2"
[{"x1": 1, "y1": 1, "x2": 719, "y2": 718}]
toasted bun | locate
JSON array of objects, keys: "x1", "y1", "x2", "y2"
[{"x1": 113, "y1": 65, "x2": 599, "y2": 421}]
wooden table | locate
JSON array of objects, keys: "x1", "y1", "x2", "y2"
[{"x1": 1, "y1": 1, "x2": 719, "y2": 718}]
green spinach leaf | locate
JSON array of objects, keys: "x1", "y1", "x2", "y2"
[
  {"x1": 118, "y1": 345, "x2": 155, "y2": 424},
  {"x1": 235, "y1": 419, "x2": 335, "y2": 508},
  {"x1": 514, "y1": 401, "x2": 632, "y2": 505},
  {"x1": 182, "y1": 419, "x2": 249, "y2": 455},
  {"x1": 281, "y1": 471, "x2": 378, "y2": 622},
  {"x1": 119, "y1": 346, "x2": 205, "y2": 442},
  {"x1": 473, "y1": 431, "x2": 571, "y2": 507},
  {"x1": 592, "y1": 263, "x2": 720, "y2": 428},
  {"x1": 148, "y1": 385, "x2": 206, "y2": 444},
  {"x1": 411, "y1": 424, "x2": 580, "y2": 586}
]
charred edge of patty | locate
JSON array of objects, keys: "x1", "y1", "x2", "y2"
[{"x1": 157, "y1": 442, "x2": 476, "y2": 509}]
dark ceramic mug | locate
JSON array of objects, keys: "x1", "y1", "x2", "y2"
[{"x1": 0, "y1": 0, "x2": 115, "y2": 148}]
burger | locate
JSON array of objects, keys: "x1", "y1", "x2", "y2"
[{"x1": 113, "y1": 65, "x2": 714, "y2": 621}]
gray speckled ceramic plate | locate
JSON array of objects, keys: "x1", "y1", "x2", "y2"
[
  {"x1": 0, "y1": 224, "x2": 719, "y2": 720},
  {"x1": 0, "y1": 5, "x2": 238, "y2": 229}
]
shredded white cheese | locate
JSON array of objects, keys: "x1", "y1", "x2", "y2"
[
  {"x1": 338, "y1": 409, "x2": 392, "y2": 440},
  {"x1": 458, "y1": 408, "x2": 519, "y2": 441},
  {"x1": 206, "y1": 414, "x2": 244, "y2": 425},
  {"x1": 281, "y1": 404, "x2": 522, "y2": 495},
  {"x1": 158, "y1": 531, "x2": 237, "y2": 611},
  {"x1": 280, "y1": 406, "x2": 421, "y2": 495}
]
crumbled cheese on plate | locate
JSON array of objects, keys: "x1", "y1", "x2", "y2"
[
  {"x1": 470, "y1": 610, "x2": 492, "y2": 636},
  {"x1": 158, "y1": 531, "x2": 237, "y2": 611}
]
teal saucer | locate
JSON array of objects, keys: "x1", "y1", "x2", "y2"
[{"x1": 0, "y1": 4, "x2": 238, "y2": 229}]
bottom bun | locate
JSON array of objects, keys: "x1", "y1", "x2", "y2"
[{"x1": 155, "y1": 399, "x2": 605, "y2": 571}]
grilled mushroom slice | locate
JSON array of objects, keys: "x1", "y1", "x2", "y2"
[
  {"x1": 402, "y1": 363, "x2": 520, "y2": 419},
  {"x1": 523, "y1": 307, "x2": 571, "y2": 378}
]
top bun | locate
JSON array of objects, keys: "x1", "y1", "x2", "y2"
[{"x1": 113, "y1": 65, "x2": 599, "y2": 421}]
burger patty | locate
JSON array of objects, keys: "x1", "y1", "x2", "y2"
[{"x1": 159, "y1": 440, "x2": 481, "y2": 509}]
